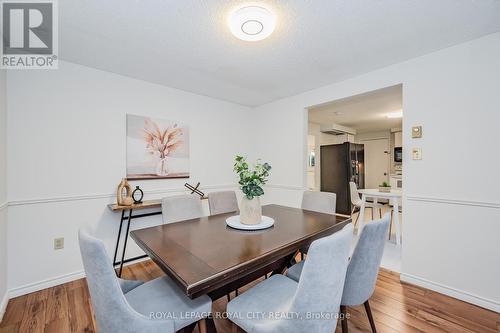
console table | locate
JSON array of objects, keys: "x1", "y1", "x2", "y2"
[{"x1": 108, "y1": 200, "x2": 163, "y2": 277}]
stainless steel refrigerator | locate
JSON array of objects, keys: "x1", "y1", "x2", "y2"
[{"x1": 320, "y1": 142, "x2": 365, "y2": 215}]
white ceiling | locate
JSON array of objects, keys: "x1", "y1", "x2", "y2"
[
  {"x1": 308, "y1": 85, "x2": 402, "y2": 133},
  {"x1": 60, "y1": 0, "x2": 500, "y2": 106}
]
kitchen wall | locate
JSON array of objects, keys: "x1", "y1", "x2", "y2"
[
  {"x1": 354, "y1": 130, "x2": 391, "y2": 143},
  {"x1": 256, "y1": 32, "x2": 500, "y2": 311},
  {"x1": 5, "y1": 61, "x2": 252, "y2": 295},
  {"x1": 0, "y1": 70, "x2": 7, "y2": 319}
]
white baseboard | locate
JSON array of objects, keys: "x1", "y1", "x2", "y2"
[
  {"x1": 400, "y1": 273, "x2": 500, "y2": 313},
  {"x1": 8, "y1": 270, "x2": 85, "y2": 298},
  {"x1": 7, "y1": 255, "x2": 152, "y2": 299},
  {"x1": 0, "y1": 290, "x2": 9, "y2": 323}
]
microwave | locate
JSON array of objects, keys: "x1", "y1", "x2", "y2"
[{"x1": 394, "y1": 147, "x2": 403, "y2": 162}]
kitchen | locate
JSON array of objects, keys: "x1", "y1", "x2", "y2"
[{"x1": 307, "y1": 84, "x2": 403, "y2": 271}]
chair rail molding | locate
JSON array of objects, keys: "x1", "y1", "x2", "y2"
[
  {"x1": 265, "y1": 184, "x2": 305, "y2": 191},
  {"x1": 406, "y1": 195, "x2": 500, "y2": 209},
  {"x1": 0, "y1": 201, "x2": 7, "y2": 211},
  {"x1": 7, "y1": 184, "x2": 237, "y2": 207}
]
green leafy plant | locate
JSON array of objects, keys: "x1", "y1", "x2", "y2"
[
  {"x1": 380, "y1": 181, "x2": 391, "y2": 187},
  {"x1": 234, "y1": 155, "x2": 272, "y2": 200}
]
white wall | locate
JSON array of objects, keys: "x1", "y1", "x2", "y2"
[
  {"x1": 0, "y1": 69, "x2": 7, "y2": 319},
  {"x1": 6, "y1": 61, "x2": 252, "y2": 295},
  {"x1": 354, "y1": 130, "x2": 391, "y2": 143},
  {"x1": 256, "y1": 32, "x2": 500, "y2": 311}
]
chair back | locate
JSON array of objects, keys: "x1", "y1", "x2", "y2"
[
  {"x1": 341, "y1": 213, "x2": 390, "y2": 306},
  {"x1": 208, "y1": 191, "x2": 238, "y2": 215},
  {"x1": 301, "y1": 191, "x2": 336, "y2": 215},
  {"x1": 287, "y1": 223, "x2": 353, "y2": 333},
  {"x1": 78, "y1": 231, "x2": 174, "y2": 333},
  {"x1": 349, "y1": 182, "x2": 362, "y2": 207},
  {"x1": 162, "y1": 194, "x2": 204, "y2": 224}
]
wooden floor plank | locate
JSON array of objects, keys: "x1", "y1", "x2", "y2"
[
  {"x1": 375, "y1": 277, "x2": 499, "y2": 332},
  {"x1": 67, "y1": 285, "x2": 95, "y2": 333},
  {"x1": 45, "y1": 285, "x2": 69, "y2": 324},
  {"x1": 1, "y1": 261, "x2": 499, "y2": 333},
  {"x1": 18, "y1": 291, "x2": 47, "y2": 333},
  {"x1": 0, "y1": 296, "x2": 27, "y2": 328}
]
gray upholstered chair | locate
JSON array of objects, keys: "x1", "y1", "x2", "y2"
[
  {"x1": 208, "y1": 190, "x2": 239, "y2": 215},
  {"x1": 286, "y1": 214, "x2": 391, "y2": 333},
  {"x1": 162, "y1": 194, "x2": 204, "y2": 224},
  {"x1": 227, "y1": 223, "x2": 353, "y2": 333},
  {"x1": 301, "y1": 190, "x2": 336, "y2": 215},
  {"x1": 300, "y1": 190, "x2": 337, "y2": 258},
  {"x1": 78, "y1": 231, "x2": 211, "y2": 333}
]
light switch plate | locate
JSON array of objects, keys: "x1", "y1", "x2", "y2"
[
  {"x1": 412, "y1": 126, "x2": 422, "y2": 138},
  {"x1": 412, "y1": 148, "x2": 422, "y2": 160},
  {"x1": 54, "y1": 237, "x2": 64, "y2": 250}
]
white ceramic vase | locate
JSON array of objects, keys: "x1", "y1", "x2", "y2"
[{"x1": 240, "y1": 196, "x2": 262, "y2": 225}]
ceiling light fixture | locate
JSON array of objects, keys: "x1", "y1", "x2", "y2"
[
  {"x1": 228, "y1": 6, "x2": 276, "y2": 41},
  {"x1": 386, "y1": 111, "x2": 403, "y2": 118}
]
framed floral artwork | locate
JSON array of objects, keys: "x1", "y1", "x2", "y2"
[{"x1": 126, "y1": 114, "x2": 190, "y2": 180}]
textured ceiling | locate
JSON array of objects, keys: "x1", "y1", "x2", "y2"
[
  {"x1": 60, "y1": 0, "x2": 500, "y2": 106},
  {"x1": 309, "y1": 85, "x2": 402, "y2": 133}
]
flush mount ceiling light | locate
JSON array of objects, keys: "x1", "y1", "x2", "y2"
[
  {"x1": 228, "y1": 6, "x2": 276, "y2": 41},
  {"x1": 386, "y1": 111, "x2": 403, "y2": 118}
]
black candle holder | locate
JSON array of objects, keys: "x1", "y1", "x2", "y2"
[{"x1": 132, "y1": 186, "x2": 144, "y2": 204}]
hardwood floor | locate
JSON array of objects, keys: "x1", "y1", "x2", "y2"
[{"x1": 1, "y1": 260, "x2": 499, "y2": 333}]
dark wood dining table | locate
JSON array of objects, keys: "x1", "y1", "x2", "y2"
[{"x1": 130, "y1": 204, "x2": 351, "y2": 332}]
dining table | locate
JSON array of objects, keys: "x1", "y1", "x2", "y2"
[
  {"x1": 130, "y1": 204, "x2": 352, "y2": 332},
  {"x1": 357, "y1": 188, "x2": 402, "y2": 245}
]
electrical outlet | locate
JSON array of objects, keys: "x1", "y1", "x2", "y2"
[{"x1": 54, "y1": 237, "x2": 64, "y2": 250}]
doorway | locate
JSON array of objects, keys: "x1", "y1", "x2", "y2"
[{"x1": 306, "y1": 84, "x2": 403, "y2": 272}]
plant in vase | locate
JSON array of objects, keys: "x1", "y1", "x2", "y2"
[
  {"x1": 234, "y1": 155, "x2": 272, "y2": 225},
  {"x1": 379, "y1": 181, "x2": 391, "y2": 193},
  {"x1": 142, "y1": 119, "x2": 183, "y2": 176}
]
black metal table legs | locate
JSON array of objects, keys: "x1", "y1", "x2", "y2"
[{"x1": 112, "y1": 208, "x2": 161, "y2": 277}]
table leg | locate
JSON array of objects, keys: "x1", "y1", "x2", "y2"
[
  {"x1": 118, "y1": 209, "x2": 133, "y2": 277},
  {"x1": 112, "y1": 210, "x2": 125, "y2": 267},
  {"x1": 373, "y1": 197, "x2": 378, "y2": 219},
  {"x1": 205, "y1": 317, "x2": 217, "y2": 333},
  {"x1": 391, "y1": 198, "x2": 401, "y2": 245},
  {"x1": 358, "y1": 194, "x2": 367, "y2": 234}
]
